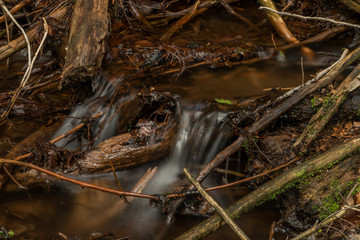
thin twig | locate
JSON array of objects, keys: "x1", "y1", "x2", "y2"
[
  {"x1": 2, "y1": 165, "x2": 27, "y2": 189},
  {"x1": 183, "y1": 168, "x2": 251, "y2": 240},
  {"x1": 109, "y1": 159, "x2": 128, "y2": 203},
  {"x1": 0, "y1": 0, "x2": 31, "y2": 24},
  {"x1": 50, "y1": 112, "x2": 103, "y2": 144},
  {"x1": 301, "y1": 57, "x2": 304, "y2": 86},
  {"x1": 0, "y1": 17, "x2": 49, "y2": 122},
  {"x1": 0, "y1": 158, "x2": 159, "y2": 201},
  {"x1": 0, "y1": 0, "x2": 31, "y2": 68},
  {"x1": 166, "y1": 157, "x2": 299, "y2": 199},
  {"x1": 259, "y1": 6, "x2": 360, "y2": 29},
  {"x1": 205, "y1": 157, "x2": 299, "y2": 192},
  {"x1": 220, "y1": 0, "x2": 261, "y2": 33},
  {"x1": 160, "y1": 0, "x2": 201, "y2": 41}
]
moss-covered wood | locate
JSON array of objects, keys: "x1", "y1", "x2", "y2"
[{"x1": 176, "y1": 137, "x2": 360, "y2": 240}]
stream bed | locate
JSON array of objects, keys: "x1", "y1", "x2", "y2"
[{"x1": 0, "y1": 45, "x2": 348, "y2": 239}]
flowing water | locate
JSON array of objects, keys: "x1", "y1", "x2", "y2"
[
  {"x1": 0, "y1": 49, "x2": 345, "y2": 239},
  {"x1": 52, "y1": 75, "x2": 136, "y2": 150}
]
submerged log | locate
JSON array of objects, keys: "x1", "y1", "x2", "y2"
[{"x1": 61, "y1": 0, "x2": 109, "y2": 87}]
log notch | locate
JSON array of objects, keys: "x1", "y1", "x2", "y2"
[{"x1": 61, "y1": 0, "x2": 109, "y2": 87}]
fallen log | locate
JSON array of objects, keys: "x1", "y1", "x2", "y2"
[
  {"x1": 175, "y1": 137, "x2": 360, "y2": 240},
  {"x1": 79, "y1": 125, "x2": 176, "y2": 172},
  {"x1": 278, "y1": 154, "x2": 360, "y2": 238},
  {"x1": 61, "y1": 0, "x2": 109, "y2": 87}
]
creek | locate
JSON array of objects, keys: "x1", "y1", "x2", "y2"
[{"x1": 0, "y1": 46, "x2": 346, "y2": 239}]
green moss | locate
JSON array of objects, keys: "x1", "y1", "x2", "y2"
[
  {"x1": 356, "y1": 104, "x2": 360, "y2": 117},
  {"x1": 311, "y1": 97, "x2": 320, "y2": 112},
  {"x1": 318, "y1": 194, "x2": 341, "y2": 220}
]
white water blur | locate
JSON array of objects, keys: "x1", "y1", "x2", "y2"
[
  {"x1": 52, "y1": 76, "x2": 134, "y2": 149},
  {"x1": 146, "y1": 108, "x2": 229, "y2": 193}
]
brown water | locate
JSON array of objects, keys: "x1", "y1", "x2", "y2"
[
  {"x1": 0, "y1": 172, "x2": 279, "y2": 240},
  {"x1": 0, "y1": 49, "x2": 345, "y2": 239}
]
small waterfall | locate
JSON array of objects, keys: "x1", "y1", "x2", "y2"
[
  {"x1": 52, "y1": 76, "x2": 134, "y2": 150},
  {"x1": 147, "y1": 108, "x2": 230, "y2": 192}
]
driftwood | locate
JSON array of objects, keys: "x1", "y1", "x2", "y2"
[
  {"x1": 61, "y1": 0, "x2": 109, "y2": 87},
  {"x1": 175, "y1": 137, "x2": 360, "y2": 240},
  {"x1": 2, "y1": 122, "x2": 176, "y2": 190}
]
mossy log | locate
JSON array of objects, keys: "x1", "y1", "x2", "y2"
[
  {"x1": 175, "y1": 137, "x2": 360, "y2": 240},
  {"x1": 61, "y1": 0, "x2": 109, "y2": 87},
  {"x1": 294, "y1": 154, "x2": 360, "y2": 228}
]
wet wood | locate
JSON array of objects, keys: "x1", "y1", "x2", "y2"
[
  {"x1": 79, "y1": 126, "x2": 176, "y2": 172},
  {"x1": 258, "y1": 0, "x2": 298, "y2": 43},
  {"x1": 176, "y1": 137, "x2": 360, "y2": 240},
  {"x1": 61, "y1": 0, "x2": 109, "y2": 87}
]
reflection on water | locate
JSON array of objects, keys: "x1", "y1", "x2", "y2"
[
  {"x1": 0, "y1": 106, "x2": 278, "y2": 239},
  {"x1": 155, "y1": 60, "x2": 321, "y2": 102},
  {"x1": 0, "y1": 53, "x2": 338, "y2": 239}
]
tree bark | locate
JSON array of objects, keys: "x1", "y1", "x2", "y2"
[{"x1": 61, "y1": 0, "x2": 109, "y2": 87}]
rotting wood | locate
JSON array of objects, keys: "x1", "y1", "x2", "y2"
[
  {"x1": 288, "y1": 155, "x2": 360, "y2": 239},
  {"x1": 175, "y1": 137, "x2": 360, "y2": 240},
  {"x1": 61, "y1": 0, "x2": 109, "y2": 87},
  {"x1": 294, "y1": 63, "x2": 360, "y2": 151}
]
